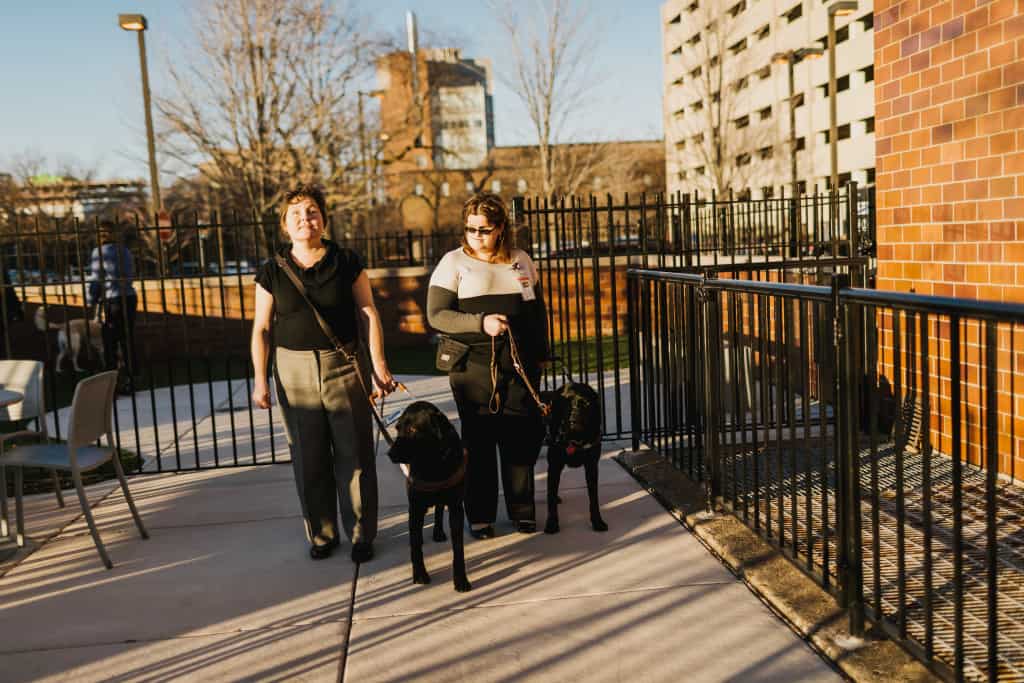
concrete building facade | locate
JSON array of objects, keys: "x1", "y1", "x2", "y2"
[{"x1": 661, "y1": 0, "x2": 877, "y2": 198}]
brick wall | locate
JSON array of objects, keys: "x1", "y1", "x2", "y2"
[
  {"x1": 874, "y1": 0, "x2": 1024, "y2": 299},
  {"x1": 874, "y1": 0, "x2": 1024, "y2": 476}
]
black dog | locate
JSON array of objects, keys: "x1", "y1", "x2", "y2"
[
  {"x1": 387, "y1": 401, "x2": 472, "y2": 592},
  {"x1": 542, "y1": 382, "x2": 608, "y2": 534}
]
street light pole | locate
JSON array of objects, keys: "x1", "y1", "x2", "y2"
[
  {"x1": 772, "y1": 46, "x2": 823, "y2": 256},
  {"x1": 118, "y1": 14, "x2": 160, "y2": 220},
  {"x1": 827, "y1": 2, "x2": 858, "y2": 194}
]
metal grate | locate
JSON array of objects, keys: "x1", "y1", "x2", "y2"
[{"x1": 720, "y1": 439, "x2": 1024, "y2": 682}]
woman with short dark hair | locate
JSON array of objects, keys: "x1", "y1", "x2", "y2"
[
  {"x1": 427, "y1": 192, "x2": 549, "y2": 538},
  {"x1": 251, "y1": 184, "x2": 395, "y2": 562}
]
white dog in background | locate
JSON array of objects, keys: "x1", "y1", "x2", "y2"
[{"x1": 34, "y1": 307, "x2": 104, "y2": 372}]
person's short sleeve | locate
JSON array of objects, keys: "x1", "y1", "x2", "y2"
[
  {"x1": 338, "y1": 248, "x2": 365, "y2": 286},
  {"x1": 254, "y1": 259, "x2": 275, "y2": 294},
  {"x1": 520, "y1": 251, "x2": 541, "y2": 285},
  {"x1": 428, "y1": 250, "x2": 460, "y2": 292}
]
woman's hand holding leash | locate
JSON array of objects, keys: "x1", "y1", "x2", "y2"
[
  {"x1": 483, "y1": 313, "x2": 508, "y2": 336},
  {"x1": 372, "y1": 362, "x2": 397, "y2": 399}
]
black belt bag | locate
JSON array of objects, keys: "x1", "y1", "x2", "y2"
[{"x1": 435, "y1": 335, "x2": 471, "y2": 372}]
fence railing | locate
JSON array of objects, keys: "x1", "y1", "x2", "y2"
[{"x1": 627, "y1": 267, "x2": 1024, "y2": 682}]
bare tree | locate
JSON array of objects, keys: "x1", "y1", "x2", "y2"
[
  {"x1": 157, "y1": 0, "x2": 381, "y2": 247},
  {"x1": 670, "y1": 0, "x2": 778, "y2": 196},
  {"x1": 490, "y1": 0, "x2": 598, "y2": 198}
]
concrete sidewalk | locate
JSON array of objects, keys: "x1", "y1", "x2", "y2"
[{"x1": 0, "y1": 375, "x2": 838, "y2": 682}]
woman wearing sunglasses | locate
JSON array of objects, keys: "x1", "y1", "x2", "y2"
[{"x1": 427, "y1": 192, "x2": 549, "y2": 539}]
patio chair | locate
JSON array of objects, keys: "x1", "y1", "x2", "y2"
[
  {"x1": 0, "y1": 359, "x2": 64, "y2": 538},
  {"x1": 5, "y1": 370, "x2": 148, "y2": 569}
]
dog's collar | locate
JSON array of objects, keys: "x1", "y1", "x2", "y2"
[{"x1": 405, "y1": 449, "x2": 468, "y2": 493}]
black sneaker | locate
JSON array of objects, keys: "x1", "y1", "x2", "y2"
[
  {"x1": 309, "y1": 537, "x2": 340, "y2": 560},
  {"x1": 468, "y1": 524, "x2": 495, "y2": 539},
  {"x1": 516, "y1": 520, "x2": 537, "y2": 534},
  {"x1": 351, "y1": 541, "x2": 374, "y2": 563}
]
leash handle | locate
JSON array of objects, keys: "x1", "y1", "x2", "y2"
[{"x1": 487, "y1": 325, "x2": 550, "y2": 417}]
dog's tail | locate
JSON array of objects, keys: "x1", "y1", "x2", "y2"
[{"x1": 33, "y1": 307, "x2": 68, "y2": 332}]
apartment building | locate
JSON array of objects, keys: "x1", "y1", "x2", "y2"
[{"x1": 661, "y1": 0, "x2": 876, "y2": 198}]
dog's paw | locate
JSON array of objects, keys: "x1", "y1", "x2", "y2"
[
  {"x1": 453, "y1": 575, "x2": 472, "y2": 592},
  {"x1": 544, "y1": 518, "x2": 560, "y2": 534},
  {"x1": 432, "y1": 526, "x2": 448, "y2": 542},
  {"x1": 412, "y1": 565, "x2": 431, "y2": 585},
  {"x1": 591, "y1": 517, "x2": 609, "y2": 532}
]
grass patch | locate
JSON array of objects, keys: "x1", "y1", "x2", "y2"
[{"x1": 551, "y1": 335, "x2": 631, "y2": 374}]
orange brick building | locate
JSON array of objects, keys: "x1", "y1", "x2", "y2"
[
  {"x1": 873, "y1": 0, "x2": 1024, "y2": 300},
  {"x1": 873, "y1": 0, "x2": 1024, "y2": 476}
]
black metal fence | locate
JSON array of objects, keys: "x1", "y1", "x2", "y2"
[
  {"x1": 627, "y1": 267, "x2": 1024, "y2": 682},
  {"x1": 0, "y1": 187, "x2": 874, "y2": 476}
]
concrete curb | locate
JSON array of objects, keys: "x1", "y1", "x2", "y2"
[{"x1": 614, "y1": 448, "x2": 939, "y2": 683}]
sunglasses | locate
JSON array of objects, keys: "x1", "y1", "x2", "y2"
[{"x1": 464, "y1": 226, "x2": 497, "y2": 236}]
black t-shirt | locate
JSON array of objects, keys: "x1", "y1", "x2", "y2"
[{"x1": 255, "y1": 240, "x2": 365, "y2": 350}]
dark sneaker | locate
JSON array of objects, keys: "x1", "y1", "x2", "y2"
[
  {"x1": 309, "y1": 537, "x2": 340, "y2": 560},
  {"x1": 468, "y1": 524, "x2": 495, "y2": 539},
  {"x1": 516, "y1": 520, "x2": 537, "y2": 534}
]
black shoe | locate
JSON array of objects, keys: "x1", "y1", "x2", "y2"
[
  {"x1": 309, "y1": 537, "x2": 340, "y2": 560},
  {"x1": 516, "y1": 520, "x2": 537, "y2": 534},
  {"x1": 468, "y1": 524, "x2": 495, "y2": 540},
  {"x1": 351, "y1": 541, "x2": 374, "y2": 563}
]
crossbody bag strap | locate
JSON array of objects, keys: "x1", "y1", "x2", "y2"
[{"x1": 274, "y1": 255, "x2": 394, "y2": 445}]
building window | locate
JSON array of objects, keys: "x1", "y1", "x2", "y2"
[
  {"x1": 668, "y1": 12, "x2": 681, "y2": 23},
  {"x1": 728, "y1": 0, "x2": 747, "y2": 17},
  {"x1": 734, "y1": 76, "x2": 749, "y2": 91},
  {"x1": 737, "y1": 188, "x2": 752, "y2": 201},
  {"x1": 687, "y1": 0, "x2": 698, "y2": 11},
  {"x1": 441, "y1": 182, "x2": 450, "y2": 197},
  {"x1": 837, "y1": 74, "x2": 850, "y2": 92},
  {"x1": 678, "y1": 170, "x2": 688, "y2": 180},
  {"x1": 466, "y1": 181, "x2": 475, "y2": 193},
  {"x1": 838, "y1": 172, "x2": 852, "y2": 186},
  {"x1": 861, "y1": 65, "x2": 874, "y2": 82},
  {"x1": 836, "y1": 25, "x2": 849, "y2": 44},
  {"x1": 756, "y1": 65, "x2": 771, "y2": 80},
  {"x1": 710, "y1": 55, "x2": 720, "y2": 67},
  {"x1": 838, "y1": 123, "x2": 851, "y2": 140},
  {"x1": 793, "y1": 92, "x2": 805, "y2": 108},
  {"x1": 672, "y1": 76, "x2": 684, "y2": 86},
  {"x1": 414, "y1": 183, "x2": 424, "y2": 196},
  {"x1": 759, "y1": 146, "x2": 773, "y2": 159},
  {"x1": 491, "y1": 179, "x2": 501, "y2": 193},
  {"x1": 797, "y1": 180, "x2": 807, "y2": 195},
  {"x1": 756, "y1": 24, "x2": 770, "y2": 40},
  {"x1": 696, "y1": 166, "x2": 706, "y2": 176},
  {"x1": 736, "y1": 153, "x2": 752, "y2": 166},
  {"x1": 690, "y1": 66, "x2": 702, "y2": 79},
  {"x1": 864, "y1": 116, "x2": 875, "y2": 133},
  {"x1": 866, "y1": 167, "x2": 876, "y2": 184},
  {"x1": 517, "y1": 178, "x2": 527, "y2": 193},
  {"x1": 759, "y1": 105, "x2": 772, "y2": 120},
  {"x1": 761, "y1": 186, "x2": 774, "y2": 198},
  {"x1": 712, "y1": 90, "x2": 720, "y2": 103},
  {"x1": 694, "y1": 132, "x2": 705, "y2": 143},
  {"x1": 675, "y1": 139, "x2": 687, "y2": 149},
  {"x1": 735, "y1": 115, "x2": 749, "y2": 129},
  {"x1": 784, "y1": 4, "x2": 802, "y2": 22},
  {"x1": 674, "y1": 108, "x2": 686, "y2": 118},
  {"x1": 859, "y1": 12, "x2": 873, "y2": 30},
  {"x1": 686, "y1": 33, "x2": 700, "y2": 46},
  {"x1": 729, "y1": 38, "x2": 747, "y2": 54},
  {"x1": 796, "y1": 137, "x2": 806, "y2": 151},
  {"x1": 691, "y1": 101, "x2": 704, "y2": 112},
  {"x1": 671, "y1": 45, "x2": 683, "y2": 55}
]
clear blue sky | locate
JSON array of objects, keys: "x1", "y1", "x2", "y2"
[{"x1": 0, "y1": 1, "x2": 665, "y2": 182}]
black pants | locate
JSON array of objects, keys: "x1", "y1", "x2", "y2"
[
  {"x1": 451, "y1": 353, "x2": 545, "y2": 525},
  {"x1": 101, "y1": 294, "x2": 137, "y2": 376}
]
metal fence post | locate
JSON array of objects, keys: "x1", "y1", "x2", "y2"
[
  {"x1": 700, "y1": 271, "x2": 723, "y2": 511},
  {"x1": 789, "y1": 194, "x2": 799, "y2": 258},
  {"x1": 832, "y1": 272, "x2": 865, "y2": 635},
  {"x1": 627, "y1": 273, "x2": 641, "y2": 453}
]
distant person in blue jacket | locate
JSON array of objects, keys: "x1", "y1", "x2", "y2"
[{"x1": 87, "y1": 220, "x2": 137, "y2": 393}]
